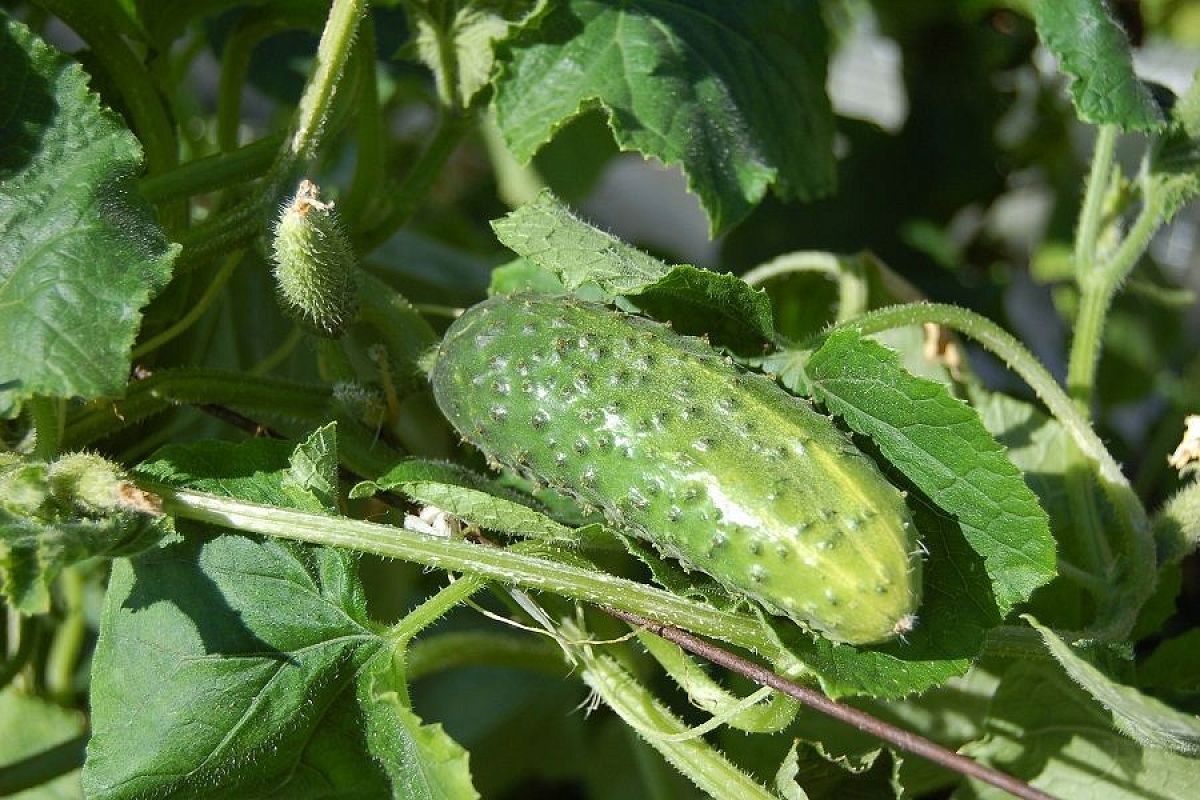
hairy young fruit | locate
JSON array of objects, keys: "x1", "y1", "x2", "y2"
[
  {"x1": 431, "y1": 295, "x2": 922, "y2": 645},
  {"x1": 271, "y1": 179, "x2": 358, "y2": 338}
]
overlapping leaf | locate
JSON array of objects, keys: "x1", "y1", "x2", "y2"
[
  {"x1": 490, "y1": 192, "x2": 774, "y2": 352},
  {"x1": 351, "y1": 458, "x2": 574, "y2": 541},
  {"x1": 807, "y1": 331, "x2": 1056, "y2": 615},
  {"x1": 961, "y1": 661, "x2": 1200, "y2": 799},
  {"x1": 1033, "y1": 0, "x2": 1164, "y2": 131},
  {"x1": 493, "y1": 0, "x2": 835, "y2": 233},
  {"x1": 0, "y1": 17, "x2": 177, "y2": 416},
  {"x1": 1027, "y1": 616, "x2": 1200, "y2": 756}
]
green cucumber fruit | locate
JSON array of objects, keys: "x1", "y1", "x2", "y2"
[
  {"x1": 271, "y1": 179, "x2": 358, "y2": 338},
  {"x1": 431, "y1": 295, "x2": 922, "y2": 645}
]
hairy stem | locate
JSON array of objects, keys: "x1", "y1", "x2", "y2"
[
  {"x1": 339, "y1": 16, "x2": 385, "y2": 230},
  {"x1": 1073, "y1": 125, "x2": 1117, "y2": 279},
  {"x1": 146, "y1": 484, "x2": 780, "y2": 657},
  {"x1": 138, "y1": 134, "x2": 284, "y2": 203},
  {"x1": 289, "y1": 0, "x2": 368, "y2": 162},
  {"x1": 1066, "y1": 194, "x2": 1164, "y2": 405}
]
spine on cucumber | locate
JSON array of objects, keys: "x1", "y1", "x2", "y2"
[{"x1": 431, "y1": 294, "x2": 922, "y2": 645}]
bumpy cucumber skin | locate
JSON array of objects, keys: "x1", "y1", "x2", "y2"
[{"x1": 432, "y1": 295, "x2": 921, "y2": 645}]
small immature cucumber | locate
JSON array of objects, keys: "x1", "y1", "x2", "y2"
[
  {"x1": 271, "y1": 179, "x2": 358, "y2": 338},
  {"x1": 431, "y1": 295, "x2": 922, "y2": 645}
]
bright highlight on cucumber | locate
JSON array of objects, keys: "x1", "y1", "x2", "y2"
[
  {"x1": 432, "y1": 294, "x2": 923, "y2": 645},
  {"x1": 271, "y1": 179, "x2": 358, "y2": 338}
]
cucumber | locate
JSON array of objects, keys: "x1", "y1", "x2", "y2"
[
  {"x1": 271, "y1": 179, "x2": 358, "y2": 338},
  {"x1": 431, "y1": 295, "x2": 921, "y2": 645}
]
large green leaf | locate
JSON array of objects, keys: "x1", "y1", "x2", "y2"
[
  {"x1": 807, "y1": 331, "x2": 1056, "y2": 615},
  {"x1": 1033, "y1": 0, "x2": 1164, "y2": 131},
  {"x1": 0, "y1": 16, "x2": 177, "y2": 417},
  {"x1": 960, "y1": 661, "x2": 1200, "y2": 799},
  {"x1": 85, "y1": 429, "x2": 477, "y2": 799},
  {"x1": 493, "y1": 0, "x2": 835, "y2": 233}
]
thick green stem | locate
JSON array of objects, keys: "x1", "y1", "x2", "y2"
[
  {"x1": 174, "y1": 199, "x2": 263, "y2": 275},
  {"x1": 1066, "y1": 195, "x2": 1164, "y2": 405},
  {"x1": 62, "y1": 369, "x2": 333, "y2": 449},
  {"x1": 386, "y1": 576, "x2": 488, "y2": 645},
  {"x1": 148, "y1": 484, "x2": 780, "y2": 657},
  {"x1": 289, "y1": 0, "x2": 368, "y2": 162},
  {"x1": 138, "y1": 134, "x2": 284, "y2": 203},
  {"x1": 340, "y1": 17, "x2": 385, "y2": 230},
  {"x1": 1073, "y1": 125, "x2": 1118, "y2": 279}
]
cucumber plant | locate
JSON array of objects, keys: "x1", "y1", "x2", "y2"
[{"x1": 2, "y1": 2, "x2": 1200, "y2": 799}]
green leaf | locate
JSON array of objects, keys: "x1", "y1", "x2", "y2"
[
  {"x1": 86, "y1": 433, "x2": 477, "y2": 799},
  {"x1": 285, "y1": 422, "x2": 341, "y2": 512},
  {"x1": 807, "y1": 331, "x2": 1056, "y2": 615},
  {"x1": 84, "y1": 532, "x2": 392, "y2": 799},
  {"x1": 1033, "y1": 0, "x2": 1164, "y2": 131},
  {"x1": 412, "y1": 0, "x2": 548, "y2": 107},
  {"x1": 629, "y1": 265, "x2": 774, "y2": 355},
  {"x1": 491, "y1": 191, "x2": 673, "y2": 295},
  {"x1": 0, "y1": 17, "x2": 177, "y2": 417},
  {"x1": 0, "y1": 687, "x2": 86, "y2": 799},
  {"x1": 1026, "y1": 616, "x2": 1200, "y2": 756},
  {"x1": 351, "y1": 458, "x2": 574, "y2": 541},
  {"x1": 773, "y1": 740, "x2": 899, "y2": 800},
  {"x1": 493, "y1": 0, "x2": 835, "y2": 233},
  {"x1": 961, "y1": 660, "x2": 1200, "y2": 799},
  {"x1": 358, "y1": 657, "x2": 480, "y2": 800},
  {"x1": 490, "y1": 192, "x2": 774, "y2": 350},
  {"x1": 487, "y1": 257, "x2": 566, "y2": 296}
]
